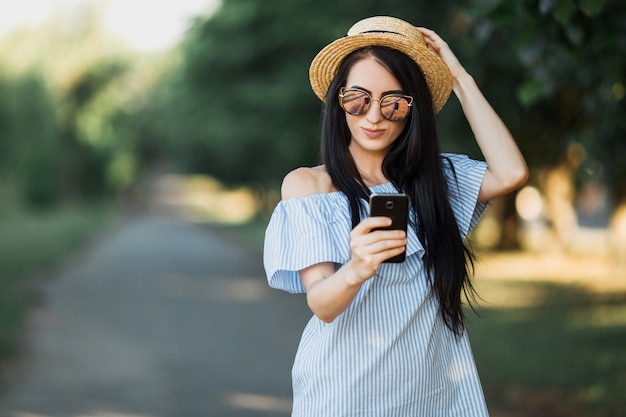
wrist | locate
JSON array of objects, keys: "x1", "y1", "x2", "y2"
[
  {"x1": 343, "y1": 261, "x2": 368, "y2": 288},
  {"x1": 452, "y1": 69, "x2": 473, "y2": 88},
  {"x1": 452, "y1": 71, "x2": 478, "y2": 102}
]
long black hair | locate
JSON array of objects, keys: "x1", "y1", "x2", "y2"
[{"x1": 320, "y1": 46, "x2": 476, "y2": 336}]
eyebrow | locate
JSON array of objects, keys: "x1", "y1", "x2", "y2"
[{"x1": 349, "y1": 85, "x2": 406, "y2": 96}]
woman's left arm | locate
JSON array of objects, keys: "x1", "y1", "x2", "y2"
[{"x1": 418, "y1": 27, "x2": 529, "y2": 203}]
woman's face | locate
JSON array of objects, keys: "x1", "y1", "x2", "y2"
[{"x1": 342, "y1": 56, "x2": 409, "y2": 157}]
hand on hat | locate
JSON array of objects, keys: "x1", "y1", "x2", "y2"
[{"x1": 417, "y1": 27, "x2": 466, "y2": 81}]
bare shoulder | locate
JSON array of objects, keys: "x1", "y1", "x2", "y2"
[{"x1": 281, "y1": 166, "x2": 335, "y2": 199}]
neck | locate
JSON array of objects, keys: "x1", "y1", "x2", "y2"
[{"x1": 349, "y1": 144, "x2": 388, "y2": 187}]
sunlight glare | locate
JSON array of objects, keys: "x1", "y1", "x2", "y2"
[
  {"x1": 104, "y1": 0, "x2": 221, "y2": 51},
  {"x1": 0, "y1": 0, "x2": 222, "y2": 52},
  {"x1": 516, "y1": 186, "x2": 544, "y2": 222},
  {"x1": 224, "y1": 392, "x2": 292, "y2": 413}
]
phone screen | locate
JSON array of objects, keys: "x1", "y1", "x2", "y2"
[{"x1": 369, "y1": 194, "x2": 409, "y2": 263}]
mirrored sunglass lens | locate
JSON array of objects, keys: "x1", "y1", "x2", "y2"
[
  {"x1": 341, "y1": 90, "x2": 370, "y2": 115},
  {"x1": 380, "y1": 96, "x2": 410, "y2": 121}
]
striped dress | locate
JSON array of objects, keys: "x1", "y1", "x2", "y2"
[{"x1": 264, "y1": 153, "x2": 490, "y2": 417}]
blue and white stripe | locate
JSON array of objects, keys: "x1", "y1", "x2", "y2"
[{"x1": 263, "y1": 153, "x2": 489, "y2": 417}]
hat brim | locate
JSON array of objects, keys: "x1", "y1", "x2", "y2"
[{"x1": 309, "y1": 32, "x2": 453, "y2": 113}]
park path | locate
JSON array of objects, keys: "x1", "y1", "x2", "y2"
[{"x1": 0, "y1": 214, "x2": 310, "y2": 417}]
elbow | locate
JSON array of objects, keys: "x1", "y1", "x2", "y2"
[
  {"x1": 512, "y1": 162, "x2": 530, "y2": 190},
  {"x1": 318, "y1": 314, "x2": 337, "y2": 324},
  {"x1": 305, "y1": 283, "x2": 344, "y2": 323},
  {"x1": 309, "y1": 303, "x2": 338, "y2": 323},
  {"x1": 499, "y1": 159, "x2": 529, "y2": 194},
  {"x1": 480, "y1": 165, "x2": 529, "y2": 203},
  {"x1": 505, "y1": 164, "x2": 529, "y2": 192},
  {"x1": 307, "y1": 299, "x2": 338, "y2": 323}
]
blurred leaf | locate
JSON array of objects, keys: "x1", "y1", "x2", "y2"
[
  {"x1": 517, "y1": 78, "x2": 544, "y2": 107},
  {"x1": 538, "y1": 0, "x2": 557, "y2": 15},
  {"x1": 579, "y1": 0, "x2": 609, "y2": 17},
  {"x1": 553, "y1": 0, "x2": 576, "y2": 23},
  {"x1": 563, "y1": 22, "x2": 585, "y2": 46},
  {"x1": 107, "y1": 151, "x2": 137, "y2": 189}
]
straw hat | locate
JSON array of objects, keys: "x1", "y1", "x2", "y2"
[{"x1": 309, "y1": 16, "x2": 453, "y2": 113}]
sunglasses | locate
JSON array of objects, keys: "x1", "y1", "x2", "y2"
[{"x1": 339, "y1": 87, "x2": 414, "y2": 121}]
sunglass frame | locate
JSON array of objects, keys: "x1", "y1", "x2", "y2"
[{"x1": 339, "y1": 87, "x2": 414, "y2": 121}]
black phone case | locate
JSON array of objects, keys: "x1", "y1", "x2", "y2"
[{"x1": 369, "y1": 194, "x2": 409, "y2": 263}]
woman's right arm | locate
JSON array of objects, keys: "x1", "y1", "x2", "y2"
[
  {"x1": 281, "y1": 168, "x2": 407, "y2": 323},
  {"x1": 299, "y1": 218, "x2": 407, "y2": 323}
]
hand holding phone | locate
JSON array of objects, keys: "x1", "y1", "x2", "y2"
[{"x1": 369, "y1": 194, "x2": 409, "y2": 263}]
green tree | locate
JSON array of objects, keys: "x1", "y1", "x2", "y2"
[
  {"x1": 0, "y1": 73, "x2": 61, "y2": 207},
  {"x1": 161, "y1": 0, "x2": 464, "y2": 188},
  {"x1": 0, "y1": 4, "x2": 159, "y2": 208},
  {"x1": 461, "y1": 0, "x2": 626, "y2": 199},
  {"x1": 149, "y1": 0, "x2": 624, "y2": 249}
]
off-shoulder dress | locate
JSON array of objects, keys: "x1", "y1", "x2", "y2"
[{"x1": 264, "y1": 154, "x2": 490, "y2": 417}]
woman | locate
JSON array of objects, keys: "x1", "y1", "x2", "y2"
[{"x1": 264, "y1": 16, "x2": 527, "y2": 417}]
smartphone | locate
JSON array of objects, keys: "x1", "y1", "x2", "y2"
[{"x1": 369, "y1": 193, "x2": 409, "y2": 263}]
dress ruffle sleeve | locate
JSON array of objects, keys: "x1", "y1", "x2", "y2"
[
  {"x1": 441, "y1": 153, "x2": 488, "y2": 239},
  {"x1": 263, "y1": 195, "x2": 349, "y2": 293}
]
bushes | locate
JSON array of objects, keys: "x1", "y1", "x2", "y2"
[{"x1": 0, "y1": 206, "x2": 113, "y2": 358}]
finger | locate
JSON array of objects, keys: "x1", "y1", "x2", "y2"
[
  {"x1": 416, "y1": 26, "x2": 434, "y2": 35},
  {"x1": 416, "y1": 28, "x2": 450, "y2": 55},
  {"x1": 354, "y1": 244, "x2": 407, "y2": 269},
  {"x1": 351, "y1": 234, "x2": 407, "y2": 261},
  {"x1": 370, "y1": 229, "x2": 407, "y2": 240},
  {"x1": 352, "y1": 216, "x2": 392, "y2": 234},
  {"x1": 351, "y1": 227, "x2": 407, "y2": 249},
  {"x1": 350, "y1": 231, "x2": 406, "y2": 255},
  {"x1": 350, "y1": 243, "x2": 407, "y2": 275},
  {"x1": 368, "y1": 237, "x2": 407, "y2": 255},
  {"x1": 416, "y1": 27, "x2": 439, "y2": 43}
]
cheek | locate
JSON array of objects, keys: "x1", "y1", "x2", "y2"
[
  {"x1": 391, "y1": 120, "x2": 409, "y2": 139},
  {"x1": 345, "y1": 114, "x2": 359, "y2": 136}
]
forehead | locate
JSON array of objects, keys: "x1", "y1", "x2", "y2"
[{"x1": 345, "y1": 56, "x2": 402, "y2": 92}]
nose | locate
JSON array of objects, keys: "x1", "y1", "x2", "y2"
[{"x1": 365, "y1": 97, "x2": 383, "y2": 123}]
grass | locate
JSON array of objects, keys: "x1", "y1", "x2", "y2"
[
  {"x1": 0, "y1": 205, "x2": 115, "y2": 359},
  {"x1": 468, "y1": 255, "x2": 626, "y2": 417}
]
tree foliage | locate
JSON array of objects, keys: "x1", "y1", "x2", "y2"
[
  {"x1": 1, "y1": 0, "x2": 624, "y2": 212},
  {"x1": 0, "y1": 6, "x2": 161, "y2": 209},
  {"x1": 157, "y1": 0, "x2": 465, "y2": 188},
  {"x1": 159, "y1": 0, "x2": 625, "y2": 202},
  {"x1": 461, "y1": 0, "x2": 626, "y2": 197},
  {"x1": 0, "y1": 73, "x2": 61, "y2": 207}
]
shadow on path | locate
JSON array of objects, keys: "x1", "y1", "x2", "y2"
[{"x1": 0, "y1": 215, "x2": 309, "y2": 417}]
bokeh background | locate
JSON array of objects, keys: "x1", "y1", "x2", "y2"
[{"x1": 0, "y1": 0, "x2": 625, "y2": 416}]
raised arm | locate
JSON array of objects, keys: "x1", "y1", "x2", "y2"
[{"x1": 418, "y1": 27, "x2": 529, "y2": 203}]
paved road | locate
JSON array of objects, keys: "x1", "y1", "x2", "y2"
[{"x1": 0, "y1": 215, "x2": 310, "y2": 417}]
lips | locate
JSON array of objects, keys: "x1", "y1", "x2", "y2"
[{"x1": 361, "y1": 127, "x2": 386, "y2": 138}]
